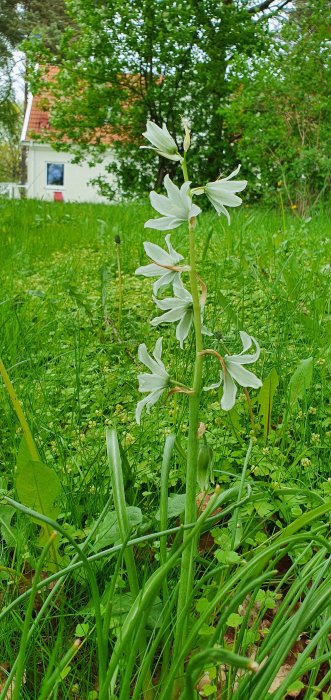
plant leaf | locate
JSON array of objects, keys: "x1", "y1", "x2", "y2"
[
  {"x1": 155, "y1": 493, "x2": 186, "y2": 520},
  {"x1": 288, "y1": 357, "x2": 313, "y2": 406},
  {"x1": 93, "y1": 506, "x2": 142, "y2": 552}
]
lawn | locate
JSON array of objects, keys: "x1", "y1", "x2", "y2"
[{"x1": 0, "y1": 198, "x2": 330, "y2": 699}]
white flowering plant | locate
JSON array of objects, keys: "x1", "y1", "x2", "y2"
[
  {"x1": 101, "y1": 120, "x2": 262, "y2": 700},
  {"x1": 131, "y1": 117, "x2": 262, "y2": 680}
]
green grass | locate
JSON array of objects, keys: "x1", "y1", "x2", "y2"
[{"x1": 0, "y1": 198, "x2": 330, "y2": 699}]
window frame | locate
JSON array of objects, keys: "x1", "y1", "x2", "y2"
[{"x1": 46, "y1": 162, "x2": 65, "y2": 188}]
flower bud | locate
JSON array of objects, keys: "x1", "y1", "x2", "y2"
[
  {"x1": 182, "y1": 117, "x2": 191, "y2": 153},
  {"x1": 197, "y1": 436, "x2": 214, "y2": 491}
]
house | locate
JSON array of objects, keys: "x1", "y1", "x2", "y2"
[{"x1": 21, "y1": 67, "x2": 117, "y2": 203}]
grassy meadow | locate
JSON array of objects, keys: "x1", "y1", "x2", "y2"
[{"x1": 0, "y1": 197, "x2": 330, "y2": 699}]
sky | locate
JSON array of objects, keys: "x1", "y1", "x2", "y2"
[{"x1": 11, "y1": 51, "x2": 26, "y2": 101}]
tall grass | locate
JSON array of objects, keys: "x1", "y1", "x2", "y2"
[{"x1": 0, "y1": 198, "x2": 330, "y2": 698}]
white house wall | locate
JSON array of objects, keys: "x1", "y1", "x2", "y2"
[{"x1": 25, "y1": 143, "x2": 116, "y2": 203}]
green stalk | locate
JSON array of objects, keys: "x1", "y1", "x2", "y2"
[
  {"x1": 173, "y1": 158, "x2": 205, "y2": 663},
  {"x1": 0, "y1": 357, "x2": 39, "y2": 461},
  {"x1": 98, "y1": 487, "x2": 225, "y2": 700},
  {"x1": 0, "y1": 497, "x2": 113, "y2": 700},
  {"x1": 38, "y1": 638, "x2": 82, "y2": 700},
  {"x1": 11, "y1": 532, "x2": 57, "y2": 700},
  {"x1": 0, "y1": 358, "x2": 60, "y2": 567},
  {"x1": 3, "y1": 496, "x2": 106, "y2": 693},
  {"x1": 106, "y1": 428, "x2": 153, "y2": 700},
  {"x1": 160, "y1": 434, "x2": 176, "y2": 682},
  {"x1": 115, "y1": 237, "x2": 123, "y2": 329},
  {"x1": 230, "y1": 439, "x2": 253, "y2": 550}
]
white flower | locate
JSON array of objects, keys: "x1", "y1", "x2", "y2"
[
  {"x1": 145, "y1": 175, "x2": 201, "y2": 231},
  {"x1": 136, "y1": 338, "x2": 169, "y2": 424},
  {"x1": 141, "y1": 120, "x2": 182, "y2": 162},
  {"x1": 151, "y1": 280, "x2": 211, "y2": 349},
  {"x1": 204, "y1": 331, "x2": 262, "y2": 410},
  {"x1": 135, "y1": 234, "x2": 185, "y2": 295},
  {"x1": 203, "y1": 165, "x2": 247, "y2": 224}
]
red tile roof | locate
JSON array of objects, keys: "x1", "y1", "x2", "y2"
[{"x1": 22, "y1": 66, "x2": 124, "y2": 145}]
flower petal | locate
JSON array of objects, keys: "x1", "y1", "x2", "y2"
[
  {"x1": 150, "y1": 191, "x2": 178, "y2": 217},
  {"x1": 226, "y1": 360, "x2": 262, "y2": 389},
  {"x1": 135, "y1": 263, "x2": 164, "y2": 278},
  {"x1": 153, "y1": 337, "x2": 163, "y2": 363},
  {"x1": 144, "y1": 216, "x2": 183, "y2": 231},
  {"x1": 138, "y1": 373, "x2": 167, "y2": 392},
  {"x1": 216, "y1": 180, "x2": 247, "y2": 193},
  {"x1": 135, "y1": 388, "x2": 164, "y2": 424},
  {"x1": 151, "y1": 307, "x2": 186, "y2": 325},
  {"x1": 176, "y1": 310, "x2": 193, "y2": 348},
  {"x1": 164, "y1": 175, "x2": 190, "y2": 212},
  {"x1": 228, "y1": 334, "x2": 260, "y2": 365},
  {"x1": 223, "y1": 164, "x2": 242, "y2": 180},
  {"x1": 221, "y1": 370, "x2": 237, "y2": 411},
  {"x1": 207, "y1": 197, "x2": 231, "y2": 224},
  {"x1": 153, "y1": 295, "x2": 189, "y2": 311},
  {"x1": 143, "y1": 120, "x2": 178, "y2": 154},
  {"x1": 138, "y1": 343, "x2": 160, "y2": 374},
  {"x1": 203, "y1": 371, "x2": 223, "y2": 392},
  {"x1": 205, "y1": 184, "x2": 243, "y2": 207},
  {"x1": 165, "y1": 234, "x2": 184, "y2": 262},
  {"x1": 190, "y1": 202, "x2": 202, "y2": 218},
  {"x1": 143, "y1": 241, "x2": 174, "y2": 265},
  {"x1": 152, "y1": 271, "x2": 178, "y2": 296}
]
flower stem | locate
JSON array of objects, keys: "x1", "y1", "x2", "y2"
[{"x1": 173, "y1": 212, "x2": 204, "y2": 666}]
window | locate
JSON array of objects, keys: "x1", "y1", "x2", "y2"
[{"x1": 46, "y1": 163, "x2": 64, "y2": 187}]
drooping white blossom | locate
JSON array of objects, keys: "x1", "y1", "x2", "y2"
[
  {"x1": 145, "y1": 175, "x2": 201, "y2": 231},
  {"x1": 141, "y1": 120, "x2": 182, "y2": 162},
  {"x1": 136, "y1": 338, "x2": 169, "y2": 424},
  {"x1": 203, "y1": 165, "x2": 247, "y2": 224},
  {"x1": 135, "y1": 234, "x2": 186, "y2": 295},
  {"x1": 151, "y1": 280, "x2": 211, "y2": 349},
  {"x1": 204, "y1": 331, "x2": 262, "y2": 410}
]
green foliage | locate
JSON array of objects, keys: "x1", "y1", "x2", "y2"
[
  {"x1": 24, "y1": 0, "x2": 273, "y2": 196},
  {"x1": 0, "y1": 199, "x2": 330, "y2": 697},
  {"x1": 16, "y1": 437, "x2": 62, "y2": 552},
  {"x1": 257, "y1": 368, "x2": 279, "y2": 442},
  {"x1": 224, "y1": 0, "x2": 331, "y2": 211},
  {"x1": 288, "y1": 357, "x2": 314, "y2": 407}
]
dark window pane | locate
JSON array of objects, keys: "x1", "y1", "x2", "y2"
[{"x1": 47, "y1": 163, "x2": 64, "y2": 186}]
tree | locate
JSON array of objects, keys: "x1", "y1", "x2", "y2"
[
  {"x1": 0, "y1": 0, "x2": 72, "y2": 183},
  {"x1": 0, "y1": 101, "x2": 21, "y2": 182},
  {"x1": 25, "y1": 0, "x2": 292, "y2": 198},
  {"x1": 222, "y1": 0, "x2": 331, "y2": 210}
]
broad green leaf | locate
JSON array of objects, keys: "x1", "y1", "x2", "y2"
[
  {"x1": 203, "y1": 684, "x2": 218, "y2": 697},
  {"x1": 196, "y1": 598, "x2": 210, "y2": 614},
  {"x1": 16, "y1": 460, "x2": 61, "y2": 521},
  {"x1": 155, "y1": 493, "x2": 186, "y2": 520},
  {"x1": 215, "y1": 549, "x2": 241, "y2": 564},
  {"x1": 254, "y1": 500, "x2": 274, "y2": 517},
  {"x1": 17, "y1": 435, "x2": 38, "y2": 470},
  {"x1": 258, "y1": 368, "x2": 279, "y2": 441},
  {"x1": 226, "y1": 613, "x2": 243, "y2": 628},
  {"x1": 0, "y1": 504, "x2": 17, "y2": 546},
  {"x1": 93, "y1": 506, "x2": 142, "y2": 551},
  {"x1": 288, "y1": 357, "x2": 313, "y2": 406},
  {"x1": 15, "y1": 438, "x2": 62, "y2": 566},
  {"x1": 75, "y1": 623, "x2": 90, "y2": 637}
]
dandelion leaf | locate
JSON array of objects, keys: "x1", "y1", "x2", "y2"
[{"x1": 288, "y1": 357, "x2": 313, "y2": 406}]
